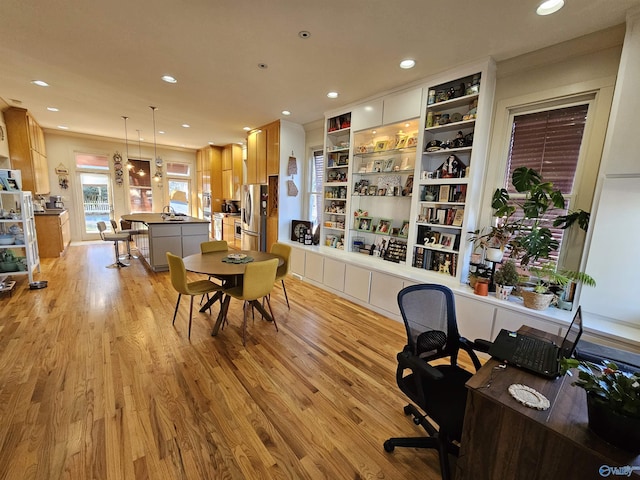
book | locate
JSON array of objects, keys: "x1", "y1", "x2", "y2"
[
  {"x1": 452, "y1": 209, "x2": 465, "y2": 226},
  {"x1": 438, "y1": 185, "x2": 450, "y2": 203}
]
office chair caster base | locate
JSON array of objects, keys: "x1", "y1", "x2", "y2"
[{"x1": 383, "y1": 440, "x2": 395, "y2": 452}]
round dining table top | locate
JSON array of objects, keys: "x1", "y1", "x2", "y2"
[{"x1": 182, "y1": 250, "x2": 282, "y2": 276}]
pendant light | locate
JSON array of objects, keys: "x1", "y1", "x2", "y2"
[
  {"x1": 136, "y1": 129, "x2": 145, "y2": 176},
  {"x1": 122, "y1": 116, "x2": 134, "y2": 170},
  {"x1": 150, "y1": 106, "x2": 163, "y2": 184}
]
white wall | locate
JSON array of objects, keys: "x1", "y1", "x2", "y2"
[
  {"x1": 277, "y1": 120, "x2": 306, "y2": 241},
  {"x1": 44, "y1": 131, "x2": 196, "y2": 241},
  {"x1": 581, "y1": 8, "x2": 640, "y2": 326}
]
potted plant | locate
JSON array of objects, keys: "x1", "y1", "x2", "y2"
[
  {"x1": 493, "y1": 260, "x2": 520, "y2": 300},
  {"x1": 561, "y1": 358, "x2": 640, "y2": 451},
  {"x1": 0, "y1": 249, "x2": 18, "y2": 272},
  {"x1": 480, "y1": 167, "x2": 595, "y2": 309},
  {"x1": 521, "y1": 262, "x2": 596, "y2": 310},
  {"x1": 467, "y1": 225, "x2": 512, "y2": 263}
]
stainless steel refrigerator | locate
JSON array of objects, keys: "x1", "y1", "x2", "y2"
[{"x1": 241, "y1": 184, "x2": 267, "y2": 251}]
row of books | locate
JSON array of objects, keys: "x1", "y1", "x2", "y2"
[
  {"x1": 417, "y1": 206, "x2": 464, "y2": 227},
  {"x1": 413, "y1": 247, "x2": 458, "y2": 276}
]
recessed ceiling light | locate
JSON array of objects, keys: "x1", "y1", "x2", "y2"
[
  {"x1": 161, "y1": 75, "x2": 177, "y2": 83},
  {"x1": 298, "y1": 31, "x2": 311, "y2": 39},
  {"x1": 536, "y1": 0, "x2": 564, "y2": 15},
  {"x1": 208, "y1": 141, "x2": 215, "y2": 145},
  {"x1": 327, "y1": 91, "x2": 339, "y2": 99},
  {"x1": 57, "y1": 125, "x2": 69, "y2": 130},
  {"x1": 181, "y1": 124, "x2": 190, "y2": 128},
  {"x1": 243, "y1": 126, "x2": 251, "y2": 131},
  {"x1": 282, "y1": 110, "x2": 291, "y2": 116},
  {"x1": 31, "y1": 80, "x2": 49, "y2": 87},
  {"x1": 258, "y1": 63, "x2": 268, "y2": 69},
  {"x1": 47, "y1": 107, "x2": 59, "y2": 112},
  {"x1": 158, "y1": 130, "x2": 165, "y2": 134},
  {"x1": 399, "y1": 59, "x2": 416, "y2": 69}
]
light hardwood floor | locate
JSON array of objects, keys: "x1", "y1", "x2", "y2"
[{"x1": 0, "y1": 242, "x2": 473, "y2": 480}]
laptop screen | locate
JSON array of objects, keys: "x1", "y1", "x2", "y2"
[{"x1": 559, "y1": 306, "x2": 583, "y2": 359}]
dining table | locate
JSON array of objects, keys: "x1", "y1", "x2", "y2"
[{"x1": 182, "y1": 250, "x2": 283, "y2": 336}]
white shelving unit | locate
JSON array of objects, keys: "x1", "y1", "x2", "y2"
[{"x1": 0, "y1": 188, "x2": 40, "y2": 284}]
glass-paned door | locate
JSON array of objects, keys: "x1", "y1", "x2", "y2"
[
  {"x1": 76, "y1": 172, "x2": 113, "y2": 240},
  {"x1": 168, "y1": 179, "x2": 190, "y2": 215}
]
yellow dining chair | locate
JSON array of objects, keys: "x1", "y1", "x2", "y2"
[
  {"x1": 166, "y1": 252, "x2": 224, "y2": 340},
  {"x1": 200, "y1": 240, "x2": 228, "y2": 254},
  {"x1": 270, "y1": 242, "x2": 292, "y2": 309},
  {"x1": 222, "y1": 257, "x2": 279, "y2": 346}
]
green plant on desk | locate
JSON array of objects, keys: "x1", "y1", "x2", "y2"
[{"x1": 561, "y1": 358, "x2": 640, "y2": 419}]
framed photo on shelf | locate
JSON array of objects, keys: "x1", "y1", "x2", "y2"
[
  {"x1": 438, "y1": 185, "x2": 451, "y2": 202},
  {"x1": 356, "y1": 217, "x2": 373, "y2": 232},
  {"x1": 440, "y1": 233, "x2": 456, "y2": 249},
  {"x1": 373, "y1": 160, "x2": 384, "y2": 173},
  {"x1": 394, "y1": 135, "x2": 408, "y2": 149},
  {"x1": 337, "y1": 153, "x2": 349, "y2": 165},
  {"x1": 367, "y1": 185, "x2": 377, "y2": 196},
  {"x1": 406, "y1": 133, "x2": 418, "y2": 148},
  {"x1": 383, "y1": 158, "x2": 395, "y2": 172},
  {"x1": 375, "y1": 218, "x2": 392, "y2": 234},
  {"x1": 374, "y1": 140, "x2": 389, "y2": 152},
  {"x1": 399, "y1": 220, "x2": 410, "y2": 238}
]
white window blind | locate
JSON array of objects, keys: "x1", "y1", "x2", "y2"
[{"x1": 309, "y1": 149, "x2": 324, "y2": 226}]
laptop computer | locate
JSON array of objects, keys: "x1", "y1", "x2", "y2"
[{"x1": 488, "y1": 306, "x2": 583, "y2": 378}]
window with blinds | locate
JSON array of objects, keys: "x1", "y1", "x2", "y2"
[
  {"x1": 309, "y1": 149, "x2": 324, "y2": 226},
  {"x1": 504, "y1": 104, "x2": 589, "y2": 264}
]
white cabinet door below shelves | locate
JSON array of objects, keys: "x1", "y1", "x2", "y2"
[
  {"x1": 290, "y1": 246, "x2": 305, "y2": 277},
  {"x1": 323, "y1": 257, "x2": 345, "y2": 292},
  {"x1": 344, "y1": 264, "x2": 371, "y2": 302},
  {"x1": 305, "y1": 251, "x2": 324, "y2": 283},
  {"x1": 454, "y1": 294, "x2": 495, "y2": 344},
  {"x1": 370, "y1": 271, "x2": 403, "y2": 316}
]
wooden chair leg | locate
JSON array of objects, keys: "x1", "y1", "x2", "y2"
[{"x1": 173, "y1": 294, "x2": 182, "y2": 326}]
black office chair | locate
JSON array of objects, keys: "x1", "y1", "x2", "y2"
[{"x1": 383, "y1": 284, "x2": 487, "y2": 480}]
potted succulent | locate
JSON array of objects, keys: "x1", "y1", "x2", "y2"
[
  {"x1": 561, "y1": 358, "x2": 640, "y2": 451},
  {"x1": 0, "y1": 249, "x2": 19, "y2": 272},
  {"x1": 493, "y1": 260, "x2": 520, "y2": 300}
]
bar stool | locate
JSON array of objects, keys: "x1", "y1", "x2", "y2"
[
  {"x1": 111, "y1": 219, "x2": 138, "y2": 259},
  {"x1": 97, "y1": 221, "x2": 130, "y2": 268}
]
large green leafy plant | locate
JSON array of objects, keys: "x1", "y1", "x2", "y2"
[{"x1": 491, "y1": 167, "x2": 590, "y2": 266}]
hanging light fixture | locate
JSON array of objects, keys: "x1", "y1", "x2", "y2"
[
  {"x1": 150, "y1": 106, "x2": 163, "y2": 184},
  {"x1": 123, "y1": 116, "x2": 134, "y2": 170},
  {"x1": 136, "y1": 129, "x2": 145, "y2": 176}
]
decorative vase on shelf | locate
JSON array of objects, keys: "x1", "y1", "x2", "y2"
[{"x1": 586, "y1": 393, "x2": 640, "y2": 452}]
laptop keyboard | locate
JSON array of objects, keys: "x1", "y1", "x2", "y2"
[{"x1": 511, "y1": 336, "x2": 557, "y2": 371}]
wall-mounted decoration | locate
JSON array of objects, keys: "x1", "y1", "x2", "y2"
[
  {"x1": 54, "y1": 164, "x2": 70, "y2": 189},
  {"x1": 113, "y1": 151, "x2": 124, "y2": 185},
  {"x1": 288, "y1": 156, "x2": 297, "y2": 175},
  {"x1": 287, "y1": 179, "x2": 298, "y2": 196}
]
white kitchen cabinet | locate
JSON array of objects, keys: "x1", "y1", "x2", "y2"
[{"x1": 350, "y1": 99, "x2": 383, "y2": 132}]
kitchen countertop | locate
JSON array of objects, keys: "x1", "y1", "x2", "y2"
[
  {"x1": 34, "y1": 209, "x2": 68, "y2": 216},
  {"x1": 122, "y1": 213, "x2": 209, "y2": 224}
]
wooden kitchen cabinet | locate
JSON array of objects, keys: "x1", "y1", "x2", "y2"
[
  {"x1": 4, "y1": 107, "x2": 51, "y2": 195},
  {"x1": 266, "y1": 120, "x2": 280, "y2": 176},
  {"x1": 34, "y1": 210, "x2": 70, "y2": 257},
  {"x1": 247, "y1": 121, "x2": 281, "y2": 183},
  {"x1": 221, "y1": 144, "x2": 242, "y2": 200}
]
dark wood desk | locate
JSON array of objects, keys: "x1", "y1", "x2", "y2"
[
  {"x1": 182, "y1": 250, "x2": 282, "y2": 336},
  {"x1": 457, "y1": 326, "x2": 640, "y2": 480}
]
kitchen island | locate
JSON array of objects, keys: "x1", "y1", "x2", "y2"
[{"x1": 122, "y1": 213, "x2": 209, "y2": 272}]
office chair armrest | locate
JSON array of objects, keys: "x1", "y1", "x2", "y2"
[
  {"x1": 472, "y1": 338, "x2": 493, "y2": 353},
  {"x1": 397, "y1": 350, "x2": 444, "y2": 381},
  {"x1": 459, "y1": 337, "x2": 488, "y2": 371}
]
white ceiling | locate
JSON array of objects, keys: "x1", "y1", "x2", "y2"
[{"x1": 1, "y1": 0, "x2": 638, "y2": 150}]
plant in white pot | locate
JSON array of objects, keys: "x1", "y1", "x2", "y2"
[{"x1": 493, "y1": 260, "x2": 520, "y2": 300}]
